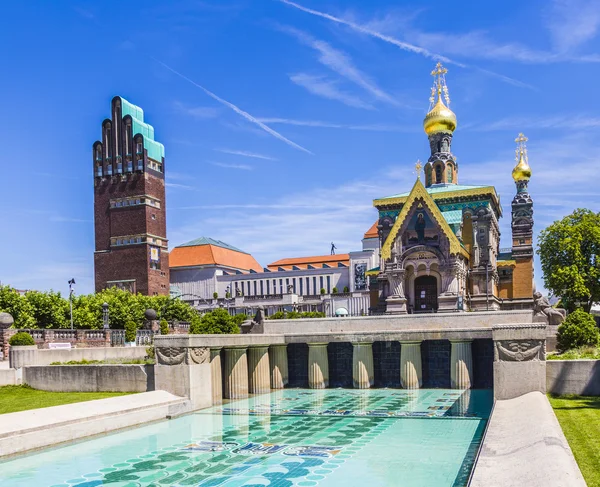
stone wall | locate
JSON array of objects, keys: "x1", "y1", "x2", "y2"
[
  {"x1": 547, "y1": 360, "x2": 600, "y2": 396},
  {"x1": 9, "y1": 346, "x2": 148, "y2": 369},
  {"x1": 22, "y1": 364, "x2": 154, "y2": 392}
]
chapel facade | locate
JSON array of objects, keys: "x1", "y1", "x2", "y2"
[{"x1": 372, "y1": 63, "x2": 534, "y2": 313}]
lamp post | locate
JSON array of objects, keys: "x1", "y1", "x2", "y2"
[
  {"x1": 102, "y1": 302, "x2": 109, "y2": 330},
  {"x1": 68, "y1": 278, "x2": 76, "y2": 329}
]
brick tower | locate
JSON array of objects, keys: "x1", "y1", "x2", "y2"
[{"x1": 93, "y1": 96, "x2": 169, "y2": 296}]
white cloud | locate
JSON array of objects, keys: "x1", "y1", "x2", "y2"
[
  {"x1": 546, "y1": 0, "x2": 600, "y2": 52},
  {"x1": 173, "y1": 101, "x2": 219, "y2": 119},
  {"x1": 166, "y1": 182, "x2": 197, "y2": 190},
  {"x1": 152, "y1": 57, "x2": 314, "y2": 154},
  {"x1": 210, "y1": 161, "x2": 253, "y2": 171},
  {"x1": 214, "y1": 149, "x2": 278, "y2": 161},
  {"x1": 281, "y1": 26, "x2": 403, "y2": 107},
  {"x1": 257, "y1": 117, "x2": 415, "y2": 132},
  {"x1": 290, "y1": 73, "x2": 374, "y2": 109},
  {"x1": 463, "y1": 114, "x2": 600, "y2": 132}
]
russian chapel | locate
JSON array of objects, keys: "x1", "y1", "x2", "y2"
[{"x1": 372, "y1": 63, "x2": 534, "y2": 313}]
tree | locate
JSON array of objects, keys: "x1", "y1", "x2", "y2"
[
  {"x1": 0, "y1": 285, "x2": 35, "y2": 328},
  {"x1": 343, "y1": 286, "x2": 349, "y2": 293},
  {"x1": 537, "y1": 209, "x2": 600, "y2": 312},
  {"x1": 190, "y1": 308, "x2": 240, "y2": 334},
  {"x1": 557, "y1": 309, "x2": 600, "y2": 352},
  {"x1": 332, "y1": 287, "x2": 338, "y2": 294},
  {"x1": 25, "y1": 290, "x2": 69, "y2": 329}
]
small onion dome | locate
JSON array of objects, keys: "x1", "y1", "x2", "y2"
[
  {"x1": 512, "y1": 151, "x2": 532, "y2": 182},
  {"x1": 335, "y1": 307, "x2": 349, "y2": 316},
  {"x1": 423, "y1": 93, "x2": 457, "y2": 135}
]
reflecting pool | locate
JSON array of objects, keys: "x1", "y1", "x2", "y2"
[{"x1": 0, "y1": 388, "x2": 492, "y2": 487}]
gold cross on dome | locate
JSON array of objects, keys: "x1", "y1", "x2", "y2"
[
  {"x1": 515, "y1": 132, "x2": 528, "y2": 144},
  {"x1": 415, "y1": 160, "x2": 423, "y2": 179},
  {"x1": 431, "y1": 62, "x2": 448, "y2": 77}
]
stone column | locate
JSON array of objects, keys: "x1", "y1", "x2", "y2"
[
  {"x1": 450, "y1": 340, "x2": 473, "y2": 389},
  {"x1": 308, "y1": 343, "x2": 329, "y2": 389},
  {"x1": 269, "y1": 344, "x2": 288, "y2": 389},
  {"x1": 248, "y1": 345, "x2": 271, "y2": 394},
  {"x1": 400, "y1": 341, "x2": 422, "y2": 389},
  {"x1": 223, "y1": 346, "x2": 249, "y2": 399},
  {"x1": 352, "y1": 342, "x2": 374, "y2": 389},
  {"x1": 210, "y1": 347, "x2": 223, "y2": 405}
]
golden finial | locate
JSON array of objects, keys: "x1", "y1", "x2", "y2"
[
  {"x1": 415, "y1": 160, "x2": 423, "y2": 180},
  {"x1": 424, "y1": 62, "x2": 456, "y2": 135},
  {"x1": 512, "y1": 132, "x2": 532, "y2": 182}
]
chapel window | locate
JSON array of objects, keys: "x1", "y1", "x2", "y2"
[
  {"x1": 435, "y1": 164, "x2": 443, "y2": 184},
  {"x1": 447, "y1": 165, "x2": 453, "y2": 183},
  {"x1": 425, "y1": 166, "x2": 432, "y2": 186}
]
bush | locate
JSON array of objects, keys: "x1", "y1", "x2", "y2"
[
  {"x1": 343, "y1": 286, "x2": 349, "y2": 293},
  {"x1": 332, "y1": 287, "x2": 338, "y2": 294},
  {"x1": 159, "y1": 319, "x2": 169, "y2": 335},
  {"x1": 190, "y1": 308, "x2": 240, "y2": 334},
  {"x1": 146, "y1": 345, "x2": 155, "y2": 360},
  {"x1": 9, "y1": 332, "x2": 35, "y2": 346},
  {"x1": 213, "y1": 292, "x2": 218, "y2": 299},
  {"x1": 320, "y1": 288, "x2": 326, "y2": 295},
  {"x1": 557, "y1": 309, "x2": 600, "y2": 352},
  {"x1": 125, "y1": 320, "x2": 137, "y2": 343},
  {"x1": 267, "y1": 311, "x2": 326, "y2": 320}
]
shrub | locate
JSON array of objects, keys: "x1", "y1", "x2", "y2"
[
  {"x1": 557, "y1": 309, "x2": 600, "y2": 352},
  {"x1": 190, "y1": 308, "x2": 240, "y2": 334},
  {"x1": 146, "y1": 345, "x2": 155, "y2": 360},
  {"x1": 213, "y1": 292, "x2": 218, "y2": 299},
  {"x1": 267, "y1": 311, "x2": 326, "y2": 320},
  {"x1": 343, "y1": 286, "x2": 349, "y2": 293},
  {"x1": 332, "y1": 287, "x2": 338, "y2": 294},
  {"x1": 159, "y1": 319, "x2": 169, "y2": 335},
  {"x1": 125, "y1": 320, "x2": 137, "y2": 343},
  {"x1": 9, "y1": 332, "x2": 35, "y2": 346},
  {"x1": 320, "y1": 288, "x2": 326, "y2": 295}
]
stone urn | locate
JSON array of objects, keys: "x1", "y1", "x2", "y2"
[{"x1": 0, "y1": 312, "x2": 14, "y2": 330}]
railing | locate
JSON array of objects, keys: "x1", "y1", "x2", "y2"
[
  {"x1": 110, "y1": 330, "x2": 125, "y2": 347},
  {"x1": 499, "y1": 248, "x2": 512, "y2": 253},
  {"x1": 244, "y1": 294, "x2": 284, "y2": 301},
  {"x1": 303, "y1": 295, "x2": 324, "y2": 300},
  {"x1": 136, "y1": 329, "x2": 156, "y2": 346},
  {"x1": 54, "y1": 330, "x2": 77, "y2": 341}
]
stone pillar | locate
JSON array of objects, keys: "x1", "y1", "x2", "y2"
[
  {"x1": 269, "y1": 344, "x2": 288, "y2": 389},
  {"x1": 308, "y1": 343, "x2": 329, "y2": 389},
  {"x1": 223, "y1": 346, "x2": 249, "y2": 399},
  {"x1": 400, "y1": 341, "x2": 422, "y2": 389},
  {"x1": 450, "y1": 340, "x2": 473, "y2": 389},
  {"x1": 352, "y1": 342, "x2": 374, "y2": 389},
  {"x1": 210, "y1": 347, "x2": 223, "y2": 404},
  {"x1": 248, "y1": 345, "x2": 271, "y2": 394}
]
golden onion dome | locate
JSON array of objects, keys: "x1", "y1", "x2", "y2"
[
  {"x1": 512, "y1": 151, "x2": 532, "y2": 182},
  {"x1": 423, "y1": 93, "x2": 457, "y2": 135}
]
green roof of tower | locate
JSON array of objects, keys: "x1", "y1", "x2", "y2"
[{"x1": 117, "y1": 96, "x2": 165, "y2": 162}]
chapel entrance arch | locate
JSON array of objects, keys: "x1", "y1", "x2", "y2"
[{"x1": 414, "y1": 275, "x2": 438, "y2": 313}]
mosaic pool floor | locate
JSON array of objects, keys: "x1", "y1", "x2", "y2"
[{"x1": 0, "y1": 389, "x2": 492, "y2": 487}]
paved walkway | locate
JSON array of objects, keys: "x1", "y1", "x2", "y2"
[
  {"x1": 0, "y1": 390, "x2": 190, "y2": 457},
  {"x1": 470, "y1": 391, "x2": 586, "y2": 487}
]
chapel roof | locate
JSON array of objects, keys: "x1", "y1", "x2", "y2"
[{"x1": 169, "y1": 237, "x2": 262, "y2": 272}]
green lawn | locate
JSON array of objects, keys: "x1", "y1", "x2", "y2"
[
  {"x1": 0, "y1": 385, "x2": 132, "y2": 415},
  {"x1": 549, "y1": 394, "x2": 600, "y2": 487}
]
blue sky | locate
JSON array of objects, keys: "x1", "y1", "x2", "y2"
[{"x1": 1, "y1": 0, "x2": 599, "y2": 296}]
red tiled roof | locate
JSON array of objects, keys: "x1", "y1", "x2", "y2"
[
  {"x1": 170, "y1": 245, "x2": 262, "y2": 272},
  {"x1": 267, "y1": 254, "x2": 350, "y2": 271},
  {"x1": 364, "y1": 221, "x2": 378, "y2": 239}
]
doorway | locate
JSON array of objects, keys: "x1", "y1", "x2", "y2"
[{"x1": 414, "y1": 275, "x2": 438, "y2": 313}]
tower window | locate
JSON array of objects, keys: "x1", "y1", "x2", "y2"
[
  {"x1": 447, "y1": 165, "x2": 453, "y2": 183},
  {"x1": 136, "y1": 143, "x2": 143, "y2": 154},
  {"x1": 96, "y1": 166, "x2": 102, "y2": 177},
  {"x1": 435, "y1": 165, "x2": 442, "y2": 184},
  {"x1": 137, "y1": 159, "x2": 143, "y2": 171},
  {"x1": 117, "y1": 162, "x2": 123, "y2": 174},
  {"x1": 127, "y1": 160, "x2": 133, "y2": 172},
  {"x1": 107, "y1": 165, "x2": 113, "y2": 176},
  {"x1": 425, "y1": 166, "x2": 432, "y2": 186}
]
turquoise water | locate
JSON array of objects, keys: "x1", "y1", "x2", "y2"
[{"x1": 0, "y1": 389, "x2": 492, "y2": 487}]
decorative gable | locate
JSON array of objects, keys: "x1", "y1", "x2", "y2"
[{"x1": 381, "y1": 178, "x2": 468, "y2": 261}]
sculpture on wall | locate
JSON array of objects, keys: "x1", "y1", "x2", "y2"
[
  {"x1": 533, "y1": 292, "x2": 566, "y2": 326},
  {"x1": 241, "y1": 306, "x2": 265, "y2": 334}
]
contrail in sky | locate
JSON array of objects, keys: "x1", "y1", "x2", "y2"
[
  {"x1": 151, "y1": 57, "x2": 314, "y2": 155},
  {"x1": 278, "y1": 0, "x2": 533, "y2": 89}
]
